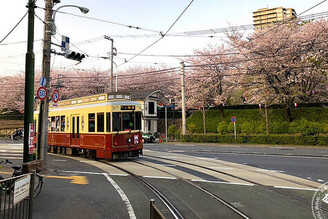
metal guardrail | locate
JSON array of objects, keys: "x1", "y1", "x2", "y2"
[{"x1": 0, "y1": 173, "x2": 35, "y2": 219}]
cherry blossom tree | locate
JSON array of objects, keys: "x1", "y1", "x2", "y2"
[{"x1": 227, "y1": 19, "x2": 328, "y2": 122}]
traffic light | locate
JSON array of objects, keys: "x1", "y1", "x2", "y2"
[{"x1": 65, "y1": 50, "x2": 86, "y2": 61}]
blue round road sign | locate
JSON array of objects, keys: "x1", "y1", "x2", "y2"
[
  {"x1": 52, "y1": 90, "x2": 59, "y2": 103},
  {"x1": 232, "y1": 116, "x2": 236, "y2": 123}
]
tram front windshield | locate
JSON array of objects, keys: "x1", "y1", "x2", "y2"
[{"x1": 113, "y1": 112, "x2": 142, "y2": 131}]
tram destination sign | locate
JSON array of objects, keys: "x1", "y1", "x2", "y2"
[{"x1": 121, "y1": 105, "x2": 135, "y2": 110}]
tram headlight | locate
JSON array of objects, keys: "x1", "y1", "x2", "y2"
[{"x1": 127, "y1": 138, "x2": 132, "y2": 143}]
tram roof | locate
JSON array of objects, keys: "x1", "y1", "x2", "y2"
[{"x1": 35, "y1": 93, "x2": 141, "y2": 113}]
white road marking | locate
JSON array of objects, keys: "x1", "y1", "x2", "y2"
[
  {"x1": 0, "y1": 157, "x2": 22, "y2": 160},
  {"x1": 0, "y1": 153, "x2": 23, "y2": 156},
  {"x1": 256, "y1": 169, "x2": 285, "y2": 173},
  {"x1": 159, "y1": 156, "x2": 178, "y2": 159},
  {"x1": 143, "y1": 176, "x2": 177, "y2": 180},
  {"x1": 209, "y1": 167, "x2": 234, "y2": 170},
  {"x1": 58, "y1": 170, "x2": 136, "y2": 219},
  {"x1": 191, "y1": 179, "x2": 254, "y2": 186},
  {"x1": 103, "y1": 173, "x2": 136, "y2": 219},
  {"x1": 273, "y1": 186, "x2": 317, "y2": 191},
  {"x1": 80, "y1": 160, "x2": 98, "y2": 163},
  {"x1": 58, "y1": 170, "x2": 104, "y2": 175},
  {"x1": 168, "y1": 150, "x2": 185, "y2": 153},
  {"x1": 109, "y1": 173, "x2": 129, "y2": 177},
  {"x1": 317, "y1": 179, "x2": 324, "y2": 182},
  {"x1": 52, "y1": 159, "x2": 67, "y2": 162}
]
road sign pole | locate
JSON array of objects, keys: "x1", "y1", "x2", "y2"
[
  {"x1": 39, "y1": 0, "x2": 53, "y2": 164},
  {"x1": 234, "y1": 123, "x2": 236, "y2": 139},
  {"x1": 23, "y1": 0, "x2": 36, "y2": 163}
]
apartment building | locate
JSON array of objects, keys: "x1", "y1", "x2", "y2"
[{"x1": 253, "y1": 7, "x2": 297, "y2": 29}]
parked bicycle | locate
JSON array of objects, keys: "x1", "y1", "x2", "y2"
[{"x1": 0, "y1": 159, "x2": 43, "y2": 198}]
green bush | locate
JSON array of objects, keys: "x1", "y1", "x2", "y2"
[
  {"x1": 187, "y1": 123, "x2": 197, "y2": 134},
  {"x1": 270, "y1": 121, "x2": 289, "y2": 134},
  {"x1": 298, "y1": 119, "x2": 324, "y2": 136},
  {"x1": 227, "y1": 122, "x2": 234, "y2": 134},
  {"x1": 181, "y1": 134, "x2": 328, "y2": 146},
  {"x1": 168, "y1": 125, "x2": 177, "y2": 139},
  {"x1": 186, "y1": 107, "x2": 328, "y2": 135},
  {"x1": 217, "y1": 121, "x2": 228, "y2": 134},
  {"x1": 240, "y1": 122, "x2": 254, "y2": 135}
]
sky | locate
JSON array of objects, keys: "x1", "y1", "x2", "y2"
[{"x1": 0, "y1": 0, "x2": 327, "y2": 77}]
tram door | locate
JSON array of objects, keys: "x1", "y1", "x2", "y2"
[{"x1": 71, "y1": 115, "x2": 80, "y2": 146}]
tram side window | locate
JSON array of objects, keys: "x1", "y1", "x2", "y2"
[
  {"x1": 51, "y1": 117, "x2": 56, "y2": 131},
  {"x1": 56, "y1": 116, "x2": 60, "y2": 131},
  {"x1": 48, "y1": 117, "x2": 51, "y2": 131},
  {"x1": 97, "y1": 113, "x2": 104, "y2": 132},
  {"x1": 135, "y1": 112, "x2": 142, "y2": 130},
  {"x1": 123, "y1": 112, "x2": 134, "y2": 131},
  {"x1": 60, "y1": 116, "x2": 65, "y2": 132},
  {"x1": 88, "y1": 113, "x2": 95, "y2": 132},
  {"x1": 106, "y1": 113, "x2": 111, "y2": 132},
  {"x1": 113, "y1": 112, "x2": 122, "y2": 131}
]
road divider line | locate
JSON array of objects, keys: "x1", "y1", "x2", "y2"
[
  {"x1": 103, "y1": 173, "x2": 136, "y2": 219},
  {"x1": 143, "y1": 176, "x2": 177, "y2": 180},
  {"x1": 191, "y1": 179, "x2": 254, "y2": 186},
  {"x1": 273, "y1": 185, "x2": 317, "y2": 191}
]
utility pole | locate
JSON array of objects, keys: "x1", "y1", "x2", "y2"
[
  {"x1": 104, "y1": 36, "x2": 114, "y2": 92},
  {"x1": 23, "y1": 0, "x2": 36, "y2": 163},
  {"x1": 38, "y1": 0, "x2": 53, "y2": 163},
  {"x1": 180, "y1": 62, "x2": 186, "y2": 135}
]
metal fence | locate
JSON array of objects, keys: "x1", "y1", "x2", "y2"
[
  {"x1": 0, "y1": 173, "x2": 34, "y2": 219},
  {"x1": 150, "y1": 199, "x2": 164, "y2": 219}
]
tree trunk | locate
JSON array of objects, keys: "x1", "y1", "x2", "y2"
[
  {"x1": 264, "y1": 102, "x2": 269, "y2": 134},
  {"x1": 219, "y1": 103, "x2": 225, "y2": 119},
  {"x1": 202, "y1": 110, "x2": 206, "y2": 134},
  {"x1": 202, "y1": 84, "x2": 206, "y2": 134},
  {"x1": 284, "y1": 104, "x2": 293, "y2": 122}
]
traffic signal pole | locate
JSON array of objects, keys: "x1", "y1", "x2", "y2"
[
  {"x1": 23, "y1": 0, "x2": 36, "y2": 163},
  {"x1": 38, "y1": 0, "x2": 53, "y2": 164}
]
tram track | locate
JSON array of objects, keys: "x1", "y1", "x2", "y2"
[
  {"x1": 144, "y1": 153, "x2": 328, "y2": 213},
  {"x1": 101, "y1": 159, "x2": 250, "y2": 219},
  {"x1": 100, "y1": 160, "x2": 184, "y2": 219},
  {"x1": 133, "y1": 160, "x2": 251, "y2": 219}
]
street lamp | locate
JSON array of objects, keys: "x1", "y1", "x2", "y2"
[{"x1": 51, "y1": 5, "x2": 90, "y2": 35}]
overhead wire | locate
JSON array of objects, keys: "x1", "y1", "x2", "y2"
[
  {"x1": 36, "y1": 6, "x2": 162, "y2": 34},
  {"x1": 0, "y1": 12, "x2": 27, "y2": 44},
  {"x1": 115, "y1": 0, "x2": 195, "y2": 68}
]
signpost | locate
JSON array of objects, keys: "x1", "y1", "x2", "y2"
[
  {"x1": 13, "y1": 174, "x2": 30, "y2": 205},
  {"x1": 39, "y1": 76, "x2": 46, "y2": 86},
  {"x1": 232, "y1": 116, "x2": 237, "y2": 139},
  {"x1": 37, "y1": 86, "x2": 47, "y2": 101},
  {"x1": 52, "y1": 90, "x2": 59, "y2": 107}
]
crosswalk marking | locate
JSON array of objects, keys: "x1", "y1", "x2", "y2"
[{"x1": 0, "y1": 143, "x2": 23, "y2": 160}]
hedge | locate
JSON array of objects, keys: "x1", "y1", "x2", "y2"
[
  {"x1": 186, "y1": 107, "x2": 328, "y2": 134},
  {"x1": 181, "y1": 134, "x2": 328, "y2": 146}
]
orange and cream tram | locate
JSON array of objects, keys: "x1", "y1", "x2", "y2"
[{"x1": 33, "y1": 93, "x2": 143, "y2": 160}]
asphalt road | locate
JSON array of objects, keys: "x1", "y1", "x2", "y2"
[
  {"x1": 144, "y1": 142, "x2": 328, "y2": 183},
  {"x1": 33, "y1": 154, "x2": 131, "y2": 219}
]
